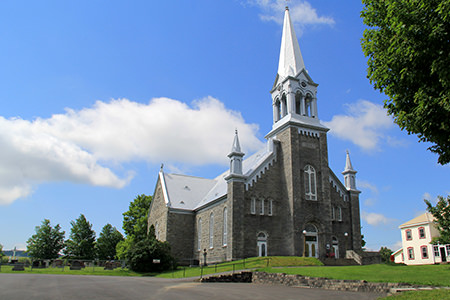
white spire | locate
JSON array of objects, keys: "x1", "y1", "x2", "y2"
[
  {"x1": 277, "y1": 7, "x2": 305, "y2": 78},
  {"x1": 344, "y1": 150, "x2": 355, "y2": 172},
  {"x1": 231, "y1": 129, "x2": 242, "y2": 153},
  {"x1": 342, "y1": 150, "x2": 357, "y2": 191}
]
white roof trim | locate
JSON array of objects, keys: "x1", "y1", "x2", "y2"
[{"x1": 159, "y1": 171, "x2": 171, "y2": 207}]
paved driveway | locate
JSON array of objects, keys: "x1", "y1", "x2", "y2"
[{"x1": 0, "y1": 273, "x2": 385, "y2": 300}]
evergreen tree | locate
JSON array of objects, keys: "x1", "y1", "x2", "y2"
[
  {"x1": 65, "y1": 214, "x2": 96, "y2": 259},
  {"x1": 26, "y1": 219, "x2": 65, "y2": 259},
  {"x1": 96, "y1": 224, "x2": 124, "y2": 260}
]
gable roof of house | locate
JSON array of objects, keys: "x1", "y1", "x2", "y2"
[{"x1": 399, "y1": 213, "x2": 435, "y2": 229}]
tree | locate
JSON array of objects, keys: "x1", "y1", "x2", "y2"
[
  {"x1": 361, "y1": 0, "x2": 450, "y2": 165},
  {"x1": 379, "y1": 247, "x2": 393, "y2": 263},
  {"x1": 425, "y1": 195, "x2": 450, "y2": 244},
  {"x1": 0, "y1": 243, "x2": 4, "y2": 259},
  {"x1": 96, "y1": 224, "x2": 124, "y2": 260},
  {"x1": 65, "y1": 214, "x2": 96, "y2": 259},
  {"x1": 122, "y1": 194, "x2": 152, "y2": 240},
  {"x1": 126, "y1": 226, "x2": 174, "y2": 272},
  {"x1": 26, "y1": 219, "x2": 65, "y2": 259}
]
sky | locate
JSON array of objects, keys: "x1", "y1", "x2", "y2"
[{"x1": 0, "y1": 0, "x2": 448, "y2": 253}]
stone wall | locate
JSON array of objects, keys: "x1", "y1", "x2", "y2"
[{"x1": 252, "y1": 272, "x2": 417, "y2": 294}]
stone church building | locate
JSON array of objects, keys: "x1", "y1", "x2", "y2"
[{"x1": 147, "y1": 7, "x2": 362, "y2": 264}]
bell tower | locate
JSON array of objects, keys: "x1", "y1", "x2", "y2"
[{"x1": 267, "y1": 7, "x2": 328, "y2": 139}]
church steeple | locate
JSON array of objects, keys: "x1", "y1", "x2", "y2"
[
  {"x1": 277, "y1": 7, "x2": 305, "y2": 79},
  {"x1": 225, "y1": 130, "x2": 245, "y2": 182},
  {"x1": 342, "y1": 150, "x2": 357, "y2": 191},
  {"x1": 267, "y1": 6, "x2": 326, "y2": 139}
]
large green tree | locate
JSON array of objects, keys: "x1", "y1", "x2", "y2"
[
  {"x1": 122, "y1": 194, "x2": 152, "y2": 240},
  {"x1": 26, "y1": 219, "x2": 65, "y2": 259},
  {"x1": 96, "y1": 224, "x2": 124, "y2": 260},
  {"x1": 361, "y1": 0, "x2": 450, "y2": 165},
  {"x1": 65, "y1": 214, "x2": 96, "y2": 259},
  {"x1": 116, "y1": 194, "x2": 152, "y2": 260},
  {"x1": 425, "y1": 195, "x2": 450, "y2": 244},
  {"x1": 0, "y1": 243, "x2": 4, "y2": 259}
]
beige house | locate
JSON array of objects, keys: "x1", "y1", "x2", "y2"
[{"x1": 393, "y1": 213, "x2": 450, "y2": 265}]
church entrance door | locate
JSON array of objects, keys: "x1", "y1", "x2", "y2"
[
  {"x1": 304, "y1": 224, "x2": 319, "y2": 258},
  {"x1": 257, "y1": 232, "x2": 267, "y2": 257}
]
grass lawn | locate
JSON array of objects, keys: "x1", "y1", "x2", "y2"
[
  {"x1": 379, "y1": 289, "x2": 450, "y2": 300},
  {"x1": 0, "y1": 265, "x2": 143, "y2": 276},
  {"x1": 259, "y1": 263, "x2": 450, "y2": 287},
  {"x1": 156, "y1": 256, "x2": 323, "y2": 278}
]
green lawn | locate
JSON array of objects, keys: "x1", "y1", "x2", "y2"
[
  {"x1": 0, "y1": 265, "x2": 142, "y2": 276},
  {"x1": 379, "y1": 289, "x2": 450, "y2": 300},
  {"x1": 156, "y1": 256, "x2": 322, "y2": 278},
  {"x1": 259, "y1": 263, "x2": 450, "y2": 287}
]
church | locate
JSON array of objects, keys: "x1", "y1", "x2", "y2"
[{"x1": 147, "y1": 7, "x2": 362, "y2": 265}]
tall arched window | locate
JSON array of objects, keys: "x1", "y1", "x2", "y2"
[
  {"x1": 295, "y1": 92, "x2": 302, "y2": 115},
  {"x1": 209, "y1": 213, "x2": 214, "y2": 249},
  {"x1": 197, "y1": 218, "x2": 202, "y2": 251},
  {"x1": 223, "y1": 208, "x2": 228, "y2": 246},
  {"x1": 304, "y1": 165, "x2": 317, "y2": 200},
  {"x1": 305, "y1": 94, "x2": 312, "y2": 117},
  {"x1": 281, "y1": 94, "x2": 287, "y2": 117},
  {"x1": 275, "y1": 99, "x2": 281, "y2": 122}
]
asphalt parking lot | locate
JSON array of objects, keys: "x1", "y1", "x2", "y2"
[{"x1": 0, "y1": 273, "x2": 385, "y2": 300}]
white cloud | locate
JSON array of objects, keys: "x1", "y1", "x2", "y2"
[
  {"x1": 0, "y1": 97, "x2": 263, "y2": 205},
  {"x1": 323, "y1": 100, "x2": 396, "y2": 151},
  {"x1": 391, "y1": 240, "x2": 402, "y2": 251},
  {"x1": 246, "y1": 0, "x2": 334, "y2": 33},
  {"x1": 423, "y1": 192, "x2": 432, "y2": 201},
  {"x1": 358, "y1": 180, "x2": 379, "y2": 195},
  {"x1": 362, "y1": 211, "x2": 395, "y2": 226}
]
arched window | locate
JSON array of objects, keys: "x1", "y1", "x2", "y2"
[
  {"x1": 209, "y1": 213, "x2": 214, "y2": 249},
  {"x1": 305, "y1": 94, "x2": 312, "y2": 117},
  {"x1": 281, "y1": 94, "x2": 287, "y2": 117},
  {"x1": 223, "y1": 208, "x2": 228, "y2": 246},
  {"x1": 197, "y1": 218, "x2": 202, "y2": 251},
  {"x1": 295, "y1": 92, "x2": 302, "y2": 115},
  {"x1": 304, "y1": 165, "x2": 317, "y2": 200},
  {"x1": 275, "y1": 99, "x2": 281, "y2": 121}
]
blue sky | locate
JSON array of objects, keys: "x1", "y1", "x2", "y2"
[{"x1": 0, "y1": 0, "x2": 448, "y2": 252}]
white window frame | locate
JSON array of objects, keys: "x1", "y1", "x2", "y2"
[
  {"x1": 197, "y1": 218, "x2": 202, "y2": 251},
  {"x1": 260, "y1": 199, "x2": 265, "y2": 215},
  {"x1": 434, "y1": 246, "x2": 440, "y2": 257},
  {"x1": 223, "y1": 208, "x2": 228, "y2": 247},
  {"x1": 337, "y1": 207, "x2": 342, "y2": 221},
  {"x1": 304, "y1": 165, "x2": 317, "y2": 200},
  {"x1": 251, "y1": 198, "x2": 256, "y2": 215},
  {"x1": 209, "y1": 213, "x2": 214, "y2": 249},
  {"x1": 268, "y1": 199, "x2": 273, "y2": 216}
]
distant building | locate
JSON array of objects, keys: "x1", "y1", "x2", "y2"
[
  {"x1": 392, "y1": 213, "x2": 450, "y2": 265},
  {"x1": 147, "y1": 7, "x2": 362, "y2": 264}
]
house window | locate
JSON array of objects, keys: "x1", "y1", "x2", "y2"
[
  {"x1": 223, "y1": 208, "x2": 228, "y2": 247},
  {"x1": 405, "y1": 229, "x2": 412, "y2": 241},
  {"x1": 434, "y1": 246, "x2": 440, "y2": 257},
  {"x1": 197, "y1": 218, "x2": 202, "y2": 251},
  {"x1": 268, "y1": 199, "x2": 273, "y2": 216},
  {"x1": 251, "y1": 198, "x2": 256, "y2": 215},
  {"x1": 407, "y1": 247, "x2": 414, "y2": 260},
  {"x1": 304, "y1": 165, "x2": 317, "y2": 200},
  {"x1": 337, "y1": 207, "x2": 342, "y2": 221},
  {"x1": 209, "y1": 213, "x2": 214, "y2": 249},
  {"x1": 260, "y1": 199, "x2": 265, "y2": 215},
  {"x1": 418, "y1": 227, "x2": 426, "y2": 239},
  {"x1": 331, "y1": 207, "x2": 335, "y2": 220},
  {"x1": 446, "y1": 245, "x2": 450, "y2": 256},
  {"x1": 401, "y1": 253, "x2": 404, "y2": 261},
  {"x1": 421, "y1": 246, "x2": 429, "y2": 259}
]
